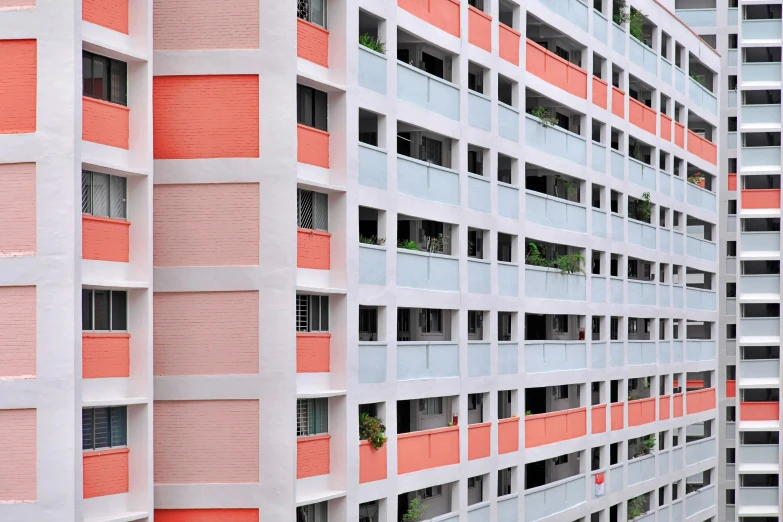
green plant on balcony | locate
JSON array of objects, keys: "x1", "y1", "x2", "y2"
[
  {"x1": 398, "y1": 239, "x2": 420, "y2": 251},
  {"x1": 402, "y1": 498, "x2": 428, "y2": 522},
  {"x1": 359, "y1": 412, "x2": 388, "y2": 450},
  {"x1": 525, "y1": 410, "x2": 532, "y2": 416},
  {"x1": 555, "y1": 175, "x2": 577, "y2": 199},
  {"x1": 639, "y1": 192, "x2": 652, "y2": 221},
  {"x1": 689, "y1": 71, "x2": 704, "y2": 86},
  {"x1": 627, "y1": 496, "x2": 646, "y2": 520},
  {"x1": 530, "y1": 106, "x2": 557, "y2": 127},
  {"x1": 688, "y1": 174, "x2": 705, "y2": 186},
  {"x1": 628, "y1": 392, "x2": 641, "y2": 401},
  {"x1": 613, "y1": 0, "x2": 629, "y2": 24},
  {"x1": 642, "y1": 434, "x2": 656, "y2": 454},
  {"x1": 629, "y1": 8, "x2": 647, "y2": 44},
  {"x1": 526, "y1": 242, "x2": 585, "y2": 275},
  {"x1": 360, "y1": 235, "x2": 386, "y2": 246},
  {"x1": 426, "y1": 233, "x2": 445, "y2": 254},
  {"x1": 359, "y1": 33, "x2": 385, "y2": 54}
]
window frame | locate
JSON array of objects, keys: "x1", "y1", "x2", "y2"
[
  {"x1": 82, "y1": 170, "x2": 127, "y2": 220},
  {"x1": 296, "y1": 398, "x2": 329, "y2": 437},
  {"x1": 82, "y1": 406, "x2": 127, "y2": 451},
  {"x1": 297, "y1": 0, "x2": 327, "y2": 28},
  {"x1": 296, "y1": 84, "x2": 328, "y2": 131},
  {"x1": 296, "y1": 294, "x2": 330, "y2": 333},
  {"x1": 82, "y1": 288, "x2": 128, "y2": 332},
  {"x1": 82, "y1": 50, "x2": 128, "y2": 107}
]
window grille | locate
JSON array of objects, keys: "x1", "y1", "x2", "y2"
[
  {"x1": 297, "y1": 189, "x2": 328, "y2": 231},
  {"x1": 82, "y1": 171, "x2": 127, "y2": 220},
  {"x1": 297, "y1": 0, "x2": 326, "y2": 28},
  {"x1": 297, "y1": 398, "x2": 328, "y2": 436},
  {"x1": 82, "y1": 406, "x2": 127, "y2": 450},
  {"x1": 296, "y1": 501, "x2": 329, "y2": 522},
  {"x1": 610, "y1": 317, "x2": 619, "y2": 340},
  {"x1": 296, "y1": 295, "x2": 329, "y2": 332}
]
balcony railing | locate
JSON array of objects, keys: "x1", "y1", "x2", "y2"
[
  {"x1": 82, "y1": 215, "x2": 130, "y2": 263},
  {"x1": 673, "y1": 393, "x2": 684, "y2": 417},
  {"x1": 358, "y1": 45, "x2": 387, "y2": 95},
  {"x1": 397, "y1": 154, "x2": 459, "y2": 206},
  {"x1": 628, "y1": 397, "x2": 656, "y2": 427},
  {"x1": 685, "y1": 437, "x2": 717, "y2": 466},
  {"x1": 594, "y1": 10, "x2": 608, "y2": 44},
  {"x1": 498, "y1": 262, "x2": 519, "y2": 297},
  {"x1": 686, "y1": 235, "x2": 717, "y2": 261},
  {"x1": 525, "y1": 115, "x2": 587, "y2": 165},
  {"x1": 525, "y1": 39, "x2": 587, "y2": 99},
  {"x1": 743, "y1": 19, "x2": 782, "y2": 41},
  {"x1": 738, "y1": 487, "x2": 779, "y2": 509},
  {"x1": 499, "y1": 23, "x2": 520, "y2": 65},
  {"x1": 524, "y1": 474, "x2": 586, "y2": 521},
  {"x1": 498, "y1": 342, "x2": 518, "y2": 375},
  {"x1": 82, "y1": 333, "x2": 130, "y2": 379},
  {"x1": 297, "y1": 124, "x2": 330, "y2": 168},
  {"x1": 628, "y1": 454, "x2": 655, "y2": 486},
  {"x1": 611, "y1": 87, "x2": 624, "y2": 118},
  {"x1": 467, "y1": 421, "x2": 491, "y2": 460},
  {"x1": 685, "y1": 388, "x2": 716, "y2": 415},
  {"x1": 468, "y1": 173, "x2": 490, "y2": 213},
  {"x1": 468, "y1": 341, "x2": 490, "y2": 377},
  {"x1": 468, "y1": 6, "x2": 491, "y2": 52},
  {"x1": 675, "y1": 8, "x2": 716, "y2": 27},
  {"x1": 610, "y1": 402, "x2": 624, "y2": 430},
  {"x1": 739, "y1": 444, "x2": 779, "y2": 466},
  {"x1": 358, "y1": 142, "x2": 387, "y2": 189},
  {"x1": 498, "y1": 102, "x2": 520, "y2": 142},
  {"x1": 82, "y1": 97, "x2": 129, "y2": 150},
  {"x1": 397, "y1": 425, "x2": 459, "y2": 474},
  {"x1": 674, "y1": 122, "x2": 685, "y2": 148},
  {"x1": 686, "y1": 182, "x2": 717, "y2": 213},
  {"x1": 498, "y1": 181, "x2": 519, "y2": 219},
  {"x1": 397, "y1": 62, "x2": 459, "y2": 121},
  {"x1": 297, "y1": 19, "x2": 329, "y2": 67},
  {"x1": 397, "y1": 341, "x2": 459, "y2": 380},
  {"x1": 740, "y1": 401, "x2": 780, "y2": 421},
  {"x1": 660, "y1": 113, "x2": 672, "y2": 141},
  {"x1": 612, "y1": 23, "x2": 625, "y2": 55},
  {"x1": 739, "y1": 358, "x2": 780, "y2": 380},
  {"x1": 629, "y1": 37, "x2": 658, "y2": 77},
  {"x1": 628, "y1": 218, "x2": 656, "y2": 250},
  {"x1": 593, "y1": 76, "x2": 608, "y2": 109},
  {"x1": 628, "y1": 340, "x2": 656, "y2": 364},
  {"x1": 742, "y1": 189, "x2": 781, "y2": 209},
  {"x1": 687, "y1": 131, "x2": 717, "y2": 165},
  {"x1": 592, "y1": 208, "x2": 607, "y2": 238},
  {"x1": 524, "y1": 190, "x2": 587, "y2": 233},
  {"x1": 741, "y1": 145, "x2": 781, "y2": 169},
  {"x1": 742, "y1": 61, "x2": 782, "y2": 84},
  {"x1": 675, "y1": 66, "x2": 687, "y2": 94},
  {"x1": 396, "y1": 249, "x2": 459, "y2": 291},
  {"x1": 592, "y1": 142, "x2": 607, "y2": 173},
  {"x1": 467, "y1": 258, "x2": 490, "y2": 294},
  {"x1": 739, "y1": 274, "x2": 780, "y2": 297},
  {"x1": 525, "y1": 266, "x2": 586, "y2": 301},
  {"x1": 660, "y1": 228, "x2": 671, "y2": 252},
  {"x1": 685, "y1": 485, "x2": 716, "y2": 519},
  {"x1": 296, "y1": 332, "x2": 330, "y2": 373},
  {"x1": 468, "y1": 90, "x2": 491, "y2": 133},
  {"x1": 659, "y1": 395, "x2": 671, "y2": 420},
  {"x1": 297, "y1": 228, "x2": 331, "y2": 270},
  {"x1": 525, "y1": 407, "x2": 586, "y2": 448},
  {"x1": 540, "y1": 0, "x2": 588, "y2": 31},
  {"x1": 83, "y1": 448, "x2": 130, "y2": 499},
  {"x1": 591, "y1": 404, "x2": 606, "y2": 434},
  {"x1": 686, "y1": 339, "x2": 716, "y2": 360},
  {"x1": 359, "y1": 440, "x2": 387, "y2": 483},
  {"x1": 689, "y1": 78, "x2": 718, "y2": 116},
  {"x1": 498, "y1": 416, "x2": 519, "y2": 454},
  {"x1": 661, "y1": 57, "x2": 673, "y2": 85},
  {"x1": 740, "y1": 231, "x2": 780, "y2": 253},
  {"x1": 739, "y1": 317, "x2": 780, "y2": 341},
  {"x1": 297, "y1": 434, "x2": 331, "y2": 478},
  {"x1": 742, "y1": 103, "x2": 782, "y2": 126},
  {"x1": 358, "y1": 342, "x2": 386, "y2": 384},
  {"x1": 628, "y1": 157, "x2": 656, "y2": 190},
  {"x1": 525, "y1": 340, "x2": 587, "y2": 373}
]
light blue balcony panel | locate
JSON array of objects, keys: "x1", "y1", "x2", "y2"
[
  {"x1": 468, "y1": 259, "x2": 491, "y2": 294},
  {"x1": 541, "y1": 0, "x2": 588, "y2": 31},
  {"x1": 397, "y1": 342, "x2": 459, "y2": 380},
  {"x1": 628, "y1": 281, "x2": 656, "y2": 306},
  {"x1": 628, "y1": 220, "x2": 656, "y2": 250},
  {"x1": 397, "y1": 156, "x2": 459, "y2": 206},
  {"x1": 468, "y1": 91, "x2": 491, "y2": 132},
  {"x1": 468, "y1": 342, "x2": 491, "y2": 377},
  {"x1": 628, "y1": 341, "x2": 656, "y2": 365},
  {"x1": 592, "y1": 209, "x2": 607, "y2": 239},
  {"x1": 397, "y1": 250, "x2": 459, "y2": 292},
  {"x1": 611, "y1": 215, "x2": 624, "y2": 241},
  {"x1": 675, "y1": 67, "x2": 686, "y2": 94},
  {"x1": 686, "y1": 236, "x2": 717, "y2": 262},
  {"x1": 358, "y1": 46, "x2": 387, "y2": 94},
  {"x1": 525, "y1": 191, "x2": 587, "y2": 233},
  {"x1": 629, "y1": 159, "x2": 656, "y2": 190},
  {"x1": 743, "y1": 19, "x2": 782, "y2": 41},
  {"x1": 742, "y1": 62, "x2": 782, "y2": 84},
  {"x1": 499, "y1": 103, "x2": 520, "y2": 142},
  {"x1": 358, "y1": 343, "x2": 387, "y2": 383},
  {"x1": 611, "y1": 150, "x2": 624, "y2": 180},
  {"x1": 498, "y1": 263, "x2": 519, "y2": 297},
  {"x1": 468, "y1": 174, "x2": 490, "y2": 213},
  {"x1": 525, "y1": 475, "x2": 586, "y2": 522},
  {"x1": 742, "y1": 104, "x2": 782, "y2": 126},
  {"x1": 592, "y1": 276, "x2": 606, "y2": 303},
  {"x1": 612, "y1": 24, "x2": 626, "y2": 55},
  {"x1": 525, "y1": 342, "x2": 587, "y2": 373},
  {"x1": 628, "y1": 455, "x2": 655, "y2": 486},
  {"x1": 675, "y1": 8, "x2": 716, "y2": 26},
  {"x1": 593, "y1": 11, "x2": 608, "y2": 44},
  {"x1": 525, "y1": 266, "x2": 586, "y2": 301},
  {"x1": 741, "y1": 146, "x2": 781, "y2": 169},
  {"x1": 498, "y1": 343, "x2": 518, "y2": 375},
  {"x1": 359, "y1": 245, "x2": 387, "y2": 285},
  {"x1": 397, "y1": 62, "x2": 459, "y2": 120},
  {"x1": 498, "y1": 184, "x2": 519, "y2": 219},
  {"x1": 525, "y1": 116, "x2": 587, "y2": 166},
  {"x1": 358, "y1": 143, "x2": 387, "y2": 189},
  {"x1": 592, "y1": 342, "x2": 606, "y2": 368},
  {"x1": 741, "y1": 232, "x2": 780, "y2": 252},
  {"x1": 592, "y1": 142, "x2": 607, "y2": 173}
]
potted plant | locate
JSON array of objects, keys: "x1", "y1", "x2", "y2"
[
  {"x1": 360, "y1": 235, "x2": 385, "y2": 246},
  {"x1": 359, "y1": 33, "x2": 385, "y2": 54},
  {"x1": 642, "y1": 434, "x2": 656, "y2": 455},
  {"x1": 627, "y1": 495, "x2": 646, "y2": 520},
  {"x1": 359, "y1": 412, "x2": 387, "y2": 450},
  {"x1": 402, "y1": 498, "x2": 428, "y2": 522},
  {"x1": 529, "y1": 106, "x2": 557, "y2": 127},
  {"x1": 397, "y1": 239, "x2": 419, "y2": 251},
  {"x1": 687, "y1": 174, "x2": 705, "y2": 187}
]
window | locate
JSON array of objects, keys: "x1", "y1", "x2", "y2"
[
  {"x1": 728, "y1": 117, "x2": 737, "y2": 132},
  {"x1": 297, "y1": 501, "x2": 328, "y2": 522},
  {"x1": 727, "y1": 324, "x2": 737, "y2": 339},
  {"x1": 726, "y1": 489, "x2": 735, "y2": 505},
  {"x1": 421, "y1": 309, "x2": 442, "y2": 333},
  {"x1": 297, "y1": 0, "x2": 326, "y2": 28},
  {"x1": 727, "y1": 282, "x2": 737, "y2": 298},
  {"x1": 467, "y1": 149, "x2": 483, "y2": 175},
  {"x1": 468, "y1": 476, "x2": 481, "y2": 488},
  {"x1": 554, "y1": 314, "x2": 568, "y2": 333},
  {"x1": 83, "y1": 51, "x2": 127, "y2": 106},
  {"x1": 729, "y1": 34, "x2": 738, "y2": 49},
  {"x1": 419, "y1": 397, "x2": 443, "y2": 415},
  {"x1": 498, "y1": 468, "x2": 513, "y2": 497},
  {"x1": 629, "y1": 318, "x2": 638, "y2": 334},
  {"x1": 82, "y1": 407, "x2": 127, "y2": 450},
  {"x1": 468, "y1": 394, "x2": 482, "y2": 410},
  {"x1": 553, "y1": 385, "x2": 568, "y2": 399},
  {"x1": 727, "y1": 448, "x2": 736, "y2": 464},
  {"x1": 297, "y1": 398, "x2": 328, "y2": 436},
  {"x1": 727, "y1": 406, "x2": 736, "y2": 422},
  {"x1": 296, "y1": 295, "x2": 329, "y2": 332},
  {"x1": 82, "y1": 289, "x2": 127, "y2": 331},
  {"x1": 610, "y1": 317, "x2": 619, "y2": 340},
  {"x1": 82, "y1": 171, "x2": 127, "y2": 220},
  {"x1": 416, "y1": 486, "x2": 442, "y2": 499},
  {"x1": 498, "y1": 233, "x2": 513, "y2": 262},
  {"x1": 728, "y1": 75, "x2": 737, "y2": 91},
  {"x1": 498, "y1": 312, "x2": 512, "y2": 341},
  {"x1": 359, "y1": 501, "x2": 379, "y2": 522},
  {"x1": 728, "y1": 200, "x2": 737, "y2": 214},
  {"x1": 359, "y1": 308, "x2": 377, "y2": 340},
  {"x1": 727, "y1": 241, "x2": 737, "y2": 257},
  {"x1": 468, "y1": 311, "x2": 483, "y2": 335},
  {"x1": 298, "y1": 189, "x2": 328, "y2": 231},
  {"x1": 554, "y1": 454, "x2": 569, "y2": 465},
  {"x1": 468, "y1": 229, "x2": 484, "y2": 258},
  {"x1": 297, "y1": 84, "x2": 328, "y2": 131}
]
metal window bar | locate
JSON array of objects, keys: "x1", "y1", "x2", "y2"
[
  {"x1": 297, "y1": 189, "x2": 328, "y2": 231},
  {"x1": 296, "y1": 295, "x2": 309, "y2": 332},
  {"x1": 297, "y1": 398, "x2": 328, "y2": 436}
]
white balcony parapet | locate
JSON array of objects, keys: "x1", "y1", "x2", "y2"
[
  {"x1": 525, "y1": 266, "x2": 586, "y2": 301},
  {"x1": 497, "y1": 494, "x2": 519, "y2": 522},
  {"x1": 673, "y1": 176, "x2": 685, "y2": 202},
  {"x1": 629, "y1": 36, "x2": 658, "y2": 77},
  {"x1": 592, "y1": 341, "x2": 606, "y2": 368},
  {"x1": 610, "y1": 277, "x2": 623, "y2": 304},
  {"x1": 592, "y1": 141, "x2": 606, "y2": 173},
  {"x1": 397, "y1": 341, "x2": 459, "y2": 380},
  {"x1": 358, "y1": 342, "x2": 387, "y2": 384},
  {"x1": 468, "y1": 174, "x2": 490, "y2": 213},
  {"x1": 675, "y1": 8, "x2": 716, "y2": 27},
  {"x1": 468, "y1": 341, "x2": 490, "y2": 377},
  {"x1": 397, "y1": 61, "x2": 459, "y2": 120},
  {"x1": 467, "y1": 501, "x2": 490, "y2": 522},
  {"x1": 525, "y1": 341, "x2": 587, "y2": 373},
  {"x1": 629, "y1": 158, "x2": 656, "y2": 190},
  {"x1": 358, "y1": 45, "x2": 387, "y2": 94},
  {"x1": 741, "y1": 231, "x2": 780, "y2": 253},
  {"x1": 525, "y1": 115, "x2": 587, "y2": 166},
  {"x1": 468, "y1": 91, "x2": 491, "y2": 133},
  {"x1": 593, "y1": 9, "x2": 608, "y2": 44},
  {"x1": 688, "y1": 77, "x2": 718, "y2": 116},
  {"x1": 525, "y1": 190, "x2": 587, "y2": 233},
  {"x1": 592, "y1": 275, "x2": 606, "y2": 303},
  {"x1": 742, "y1": 104, "x2": 782, "y2": 127},
  {"x1": 397, "y1": 249, "x2": 459, "y2": 292},
  {"x1": 742, "y1": 19, "x2": 782, "y2": 41},
  {"x1": 686, "y1": 235, "x2": 717, "y2": 262},
  {"x1": 685, "y1": 437, "x2": 717, "y2": 466},
  {"x1": 498, "y1": 183, "x2": 519, "y2": 220},
  {"x1": 612, "y1": 23, "x2": 625, "y2": 56},
  {"x1": 628, "y1": 454, "x2": 655, "y2": 486},
  {"x1": 499, "y1": 103, "x2": 519, "y2": 142},
  {"x1": 628, "y1": 340, "x2": 656, "y2": 365},
  {"x1": 685, "y1": 485, "x2": 716, "y2": 519},
  {"x1": 740, "y1": 274, "x2": 780, "y2": 298},
  {"x1": 359, "y1": 244, "x2": 386, "y2": 285},
  {"x1": 592, "y1": 208, "x2": 607, "y2": 239},
  {"x1": 628, "y1": 219, "x2": 656, "y2": 250},
  {"x1": 611, "y1": 149, "x2": 624, "y2": 180},
  {"x1": 686, "y1": 339, "x2": 716, "y2": 361},
  {"x1": 610, "y1": 341, "x2": 624, "y2": 367},
  {"x1": 397, "y1": 155, "x2": 459, "y2": 206},
  {"x1": 359, "y1": 143, "x2": 388, "y2": 189},
  {"x1": 686, "y1": 183, "x2": 717, "y2": 213},
  {"x1": 738, "y1": 445, "x2": 779, "y2": 471},
  {"x1": 498, "y1": 342, "x2": 518, "y2": 375},
  {"x1": 468, "y1": 258, "x2": 490, "y2": 294},
  {"x1": 659, "y1": 449, "x2": 670, "y2": 475},
  {"x1": 661, "y1": 57, "x2": 673, "y2": 85},
  {"x1": 524, "y1": 474, "x2": 586, "y2": 522}
]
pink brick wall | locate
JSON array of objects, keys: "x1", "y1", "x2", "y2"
[
  {"x1": 0, "y1": 409, "x2": 36, "y2": 501},
  {"x1": 153, "y1": 291, "x2": 259, "y2": 376},
  {"x1": 296, "y1": 435, "x2": 330, "y2": 479},
  {"x1": 0, "y1": 40, "x2": 36, "y2": 134},
  {"x1": 0, "y1": 0, "x2": 35, "y2": 8},
  {"x1": 0, "y1": 286, "x2": 35, "y2": 378},
  {"x1": 153, "y1": 0, "x2": 259, "y2": 50},
  {"x1": 153, "y1": 183, "x2": 259, "y2": 267},
  {"x1": 154, "y1": 400, "x2": 259, "y2": 484},
  {"x1": 82, "y1": 97, "x2": 130, "y2": 149},
  {"x1": 0, "y1": 163, "x2": 35, "y2": 257},
  {"x1": 82, "y1": 215, "x2": 130, "y2": 262}
]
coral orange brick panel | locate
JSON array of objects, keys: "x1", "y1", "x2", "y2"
[
  {"x1": 155, "y1": 510, "x2": 260, "y2": 522},
  {"x1": 297, "y1": 18, "x2": 329, "y2": 67},
  {"x1": 82, "y1": 0, "x2": 129, "y2": 34},
  {"x1": 82, "y1": 333, "x2": 130, "y2": 379},
  {"x1": 0, "y1": 39, "x2": 36, "y2": 134},
  {"x1": 82, "y1": 215, "x2": 130, "y2": 262},
  {"x1": 0, "y1": 286, "x2": 36, "y2": 378},
  {"x1": 0, "y1": 408, "x2": 36, "y2": 502},
  {"x1": 153, "y1": 75, "x2": 259, "y2": 159},
  {"x1": 83, "y1": 448, "x2": 129, "y2": 499}
]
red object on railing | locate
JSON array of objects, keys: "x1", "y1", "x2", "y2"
[{"x1": 526, "y1": 39, "x2": 587, "y2": 99}]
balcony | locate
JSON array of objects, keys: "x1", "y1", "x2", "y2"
[
  {"x1": 628, "y1": 397, "x2": 656, "y2": 427},
  {"x1": 741, "y1": 146, "x2": 781, "y2": 169},
  {"x1": 675, "y1": 66, "x2": 687, "y2": 95},
  {"x1": 498, "y1": 102, "x2": 520, "y2": 143},
  {"x1": 628, "y1": 220, "x2": 656, "y2": 250},
  {"x1": 687, "y1": 131, "x2": 717, "y2": 165},
  {"x1": 297, "y1": 228, "x2": 331, "y2": 270},
  {"x1": 686, "y1": 339, "x2": 716, "y2": 361},
  {"x1": 686, "y1": 388, "x2": 716, "y2": 415},
  {"x1": 525, "y1": 266, "x2": 586, "y2": 302},
  {"x1": 740, "y1": 274, "x2": 780, "y2": 298},
  {"x1": 524, "y1": 191, "x2": 587, "y2": 234},
  {"x1": 628, "y1": 157, "x2": 657, "y2": 191},
  {"x1": 468, "y1": 421, "x2": 491, "y2": 460},
  {"x1": 628, "y1": 454, "x2": 655, "y2": 486},
  {"x1": 397, "y1": 62, "x2": 459, "y2": 121},
  {"x1": 525, "y1": 474, "x2": 586, "y2": 521},
  {"x1": 397, "y1": 250, "x2": 458, "y2": 291},
  {"x1": 525, "y1": 40, "x2": 587, "y2": 100},
  {"x1": 685, "y1": 485, "x2": 716, "y2": 519},
  {"x1": 739, "y1": 358, "x2": 780, "y2": 381},
  {"x1": 628, "y1": 340, "x2": 656, "y2": 364},
  {"x1": 82, "y1": 333, "x2": 130, "y2": 379},
  {"x1": 297, "y1": 18, "x2": 329, "y2": 67},
  {"x1": 525, "y1": 407, "x2": 586, "y2": 448},
  {"x1": 358, "y1": 142, "x2": 387, "y2": 189},
  {"x1": 674, "y1": 121, "x2": 685, "y2": 148},
  {"x1": 661, "y1": 113, "x2": 672, "y2": 141},
  {"x1": 741, "y1": 231, "x2": 780, "y2": 253},
  {"x1": 296, "y1": 332, "x2": 330, "y2": 373},
  {"x1": 611, "y1": 87, "x2": 624, "y2": 118},
  {"x1": 629, "y1": 38, "x2": 658, "y2": 78},
  {"x1": 686, "y1": 182, "x2": 717, "y2": 213},
  {"x1": 498, "y1": 416, "x2": 520, "y2": 454},
  {"x1": 397, "y1": 342, "x2": 459, "y2": 380},
  {"x1": 359, "y1": 440, "x2": 387, "y2": 483},
  {"x1": 740, "y1": 317, "x2": 780, "y2": 343},
  {"x1": 743, "y1": 18, "x2": 782, "y2": 42},
  {"x1": 738, "y1": 486, "x2": 779, "y2": 515},
  {"x1": 593, "y1": 77, "x2": 608, "y2": 109},
  {"x1": 739, "y1": 444, "x2": 779, "y2": 470},
  {"x1": 398, "y1": 0, "x2": 460, "y2": 37},
  {"x1": 499, "y1": 23, "x2": 521, "y2": 65},
  {"x1": 686, "y1": 235, "x2": 717, "y2": 262},
  {"x1": 498, "y1": 342, "x2": 518, "y2": 374},
  {"x1": 83, "y1": 448, "x2": 130, "y2": 499},
  {"x1": 742, "y1": 62, "x2": 781, "y2": 84},
  {"x1": 525, "y1": 341, "x2": 586, "y2": 373},
  {"x1": 397, "y1": 425, "x2": 459, "y2": 474},
  {"x1": 297, "y1": 434, "x2": 331, "y2": 478},
  {"x1": 742, "y1": 104, "x2": 781, "y2": 127},
  {"x1": 525, "y1": 115, "x2": 587, "y2": 166},
  {"x1": 688, "y1": 78, "x2": 718, "y2": 116},
  {"x1": 358, "y1": 45, "x2": 387, "y2": 95},
  {"x1": 358, "y1": 342, "x2": 386, "y2": 384},
  {"x1": 740, "y1": 402, "x2": 779, "y2": 421},
  {"x1": 397, "y1": 156, "x2": 459, "y2": 206},
  {"x1": 685, "y1": 437, "x2": 717, "y2": 466},
  {"x1": 675, "y1": 8, "x2": 716, "y2": 27},
  {"x1": 82, "y1": 215, "x2": 130, "y2": 263},
  {"x1": 591, "y1": 404, "x2": 606, "y2": 433},
  {"x1": 742, "y1": 189, "x2": 781, "y2": 210},
  {"x1": 468, "y1": 6, "x2": 491, "y2": 52},
  {"x1": 673, "y1": 393, "x2": 684, "y2": 417},
  {"x1": 297, "y1": 124, "x2": 330, "y2": 168},
  {"x1": 82, "y1": 97, "x2": 129, "y2": 150}
]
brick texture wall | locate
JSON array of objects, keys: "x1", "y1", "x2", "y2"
[
  {"x1": 82, "y1": 215, "x2": 130, "y2": 262},
  {"x1": 153, "y1": 75, "x2": 259, "y2": 159},
  {"x1": 296, "y1": 19, "x2": 329, "y2": 67},
  {"x1": 297, "y1": 229, "x2": 331, "y2": 270},
  {"x1": 83, "y1": 448, "x2": 130, "y2": 498},
  {"x1": 296, "y1": 333, "x2": 330, "y2": 373},
  {"x1": 0, "y1": 408, "x2": 36, "y2": 501},
  {"x1": 153, "y1": 0, "x2": 259, "y2": 50},
  {"x1": 0, "y1": 286, "x2": 35, "y2": 378},
  {"x1": 296, "y1": 435, "x2": 330, "y2": 479},
  {"x1": 153, "y1": 291, "x2": 259, "y2": 376},
  {"x1": 0, "y1": 0, "x2": 36, "y2": 8},
  {"x1": 82, "y1": 333, "x2": 130, "y2": 379},
  {"x1": 154, "y1": 400, "x2": 259, "y2": 484},
  {"x1": 82, "y1": 0, "x2": 128, "y2": 34},
  {"x1": 153, "y1": 183, "x2": 260, "y2": 267},
  {"x1": 0, "y1": 163, "x2": 35, "y2": 256},
  {"x1": 296, "y1": 124, "x2": 330, "y2": 168},
  {"x1": 155, "y1": 510, "x2": 260, "y2": 522},
  {"x1": 82, "y1": 97, "x2": 130, "y2": 149},
  {"x1": 0, "y1": 39, "x2": 36, "y2": 134}
]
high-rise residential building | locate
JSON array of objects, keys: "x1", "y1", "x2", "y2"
[
  {"x1": 676, "y1": 1, "x2": 782, "y2": 520},
  {"x1": 0, "y1": 0, "x2": 726, "y2": 521}
]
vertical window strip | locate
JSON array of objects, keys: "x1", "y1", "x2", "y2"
[{"x1": 82, "y1": 289, "x2": 127, "y2": 332}]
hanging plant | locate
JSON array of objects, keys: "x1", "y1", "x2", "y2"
[{"x1": 359, "y1": 412, "x2": 388, "y2": 450}]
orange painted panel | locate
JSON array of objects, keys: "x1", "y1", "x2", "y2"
[
  {"x1": 673, "y1": 393, "x2": 683, "y2": 417},
  {"x1": 82, "y1": 97, "x2": 129, "y2": 149},
  {"x1": 726, "y1": 380, "x2": 736, "y2": 398},
  {"x1": 83, "y1": 448, "x2": 129, "y2": 499},
  {"x1": 297, "y1": 124, "x2": 330, "y2": 168},
  {"x1": 297, "y1": 19, "x2": 329, "y2": 68},
  {"x1": 359, "y1": 440, "x2": 387, "y2": 483},
  {"x1": 0, "y1": 40, "x2": 36, "y2": 134},
  {"x1": 728, "y1": 174, "x2": 737, "y2": 191},
  {"x1": 740, "y1": 402, "x2": 779, "y2": 421},
  {"x1": 659, "y1": 395, "x2": 671, "y2": 421},
  {"x1": 742, "y1": 189, "x2": 781, "y2": 209},
  {"x1": 611, "y1": 87, "x2": 625, "y2": 118},
  {"x1": 674, "y1": 379, "x2": 705, "y2": 389},
  {"x1": 467, "y1": 422, "x2": 491, "y2": 461},
  {"x1": 297, "y1": 228, "x2": 331, "y2": 270},
  {"x1": 687, "y1": 130, "x2": 717, "y2": 165},
  {"x1": 499, "y1": 24, "x2": 520, "y2": 65},
  {"x1": 674, "y1": 122, "x2": 685, "y2": 148},
  {"x1": 525, "y1": 407, "x2": 586, "y2": 448},
  {"x1": 498, "y1": 417, "x2": 519, "y2": 454},
  {"x1": 82, "y1": 333, "x2": 130, "y2": 379},
  {"x1": 155, "y1": 510, "x2": 259, "y2": 522},
  {"x1": 153, "y1": 75, "x2": 259, "y2": 159},
  {"x1": 525, "y1": 39, "x2": 587, "y2": 99},
  {"x1": 610, "y1": 403, "x2": 624, "y2": 431},
  {"x1": 628, "y1": 398, "x2": 656, "y2": 427},
  {"x1": 82, "y1": 215, "x2": 130, "y2": 262},
  {"x1": 686, "y1": 388, "x2": 716, "y2": 415},
  {"x1": 397, "y1": 426, "x2": 459, "y2": 474},
  {"x1": 297, "y1": 434, "x2": 330, "y2": 479},
  {"x1": 629, "y1": 98, "x2": 657, "y2": 135},
  {"x1": 591, "y1": 404, "x2": 606, "y2": 434},
  {"x1": 397, "y1": 0, "x2": 460, "y2": 37},
  {"x1": 468, "y1": 7, "x2": 491, "y2": 52},
  {"x1": 296, "y1": 332, "x2": 330, "y2": 373},
  {"x1": 83, "y1": 0, "x2": 128, "y2": 34},
  {"x1": 592, "y1": 77, "x2": 608, "y2": 109},
  {"x1": 660, "y1": 113, "x2": 672, "y2": 141}
]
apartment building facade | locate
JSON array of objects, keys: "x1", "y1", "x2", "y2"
[
  {"x1": 675, "y1": 0, "x2": 783, "y2": 520},
  {"x1": 0, "y1": 0, "x2": 726, "y2": 521}
]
